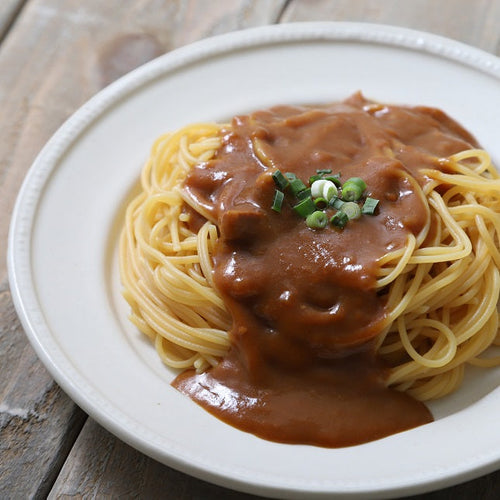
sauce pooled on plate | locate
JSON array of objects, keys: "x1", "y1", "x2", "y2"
[{"x1": 174, "y1": 93, "x2": 476, "y2": 447}]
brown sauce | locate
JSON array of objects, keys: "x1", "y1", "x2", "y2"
[{"x1": 173, "y1": 93, "x2": 476, "y2": 447}]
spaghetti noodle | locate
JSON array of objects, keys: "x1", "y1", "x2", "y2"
[{"x1": 120, "y1": 94, "x2": 500, "y2": 446}]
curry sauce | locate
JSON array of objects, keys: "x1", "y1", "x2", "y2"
[{"x1": 174, "y1": 94, "x2": 476, "y2": 447}]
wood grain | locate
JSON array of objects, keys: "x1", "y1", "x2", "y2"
[
  {"x1": 282, "y1": 0, "x2": 500, "y2": 55},
  {"x1": 1, "y1": 0, "x2": 499, "y2": 498},
  {"x1": 0, "y1": 0, "x2": 26, "y2": 40},
  {"x1": 0, "y1": 0, "x2": 285, "y2": 497},
  {"x1": 0, "y1": 0, "x2": 285, "y2": 281},
  {"x1": 48, "y1": 418, "x2": 266, "y2": 499},
  {"x1": 0, "y1": 279, "x2": 87, "y2": 499}
]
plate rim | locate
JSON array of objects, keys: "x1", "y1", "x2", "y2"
[{"x1": 7, "y1": 21, "x2": 500, "y2": 498}]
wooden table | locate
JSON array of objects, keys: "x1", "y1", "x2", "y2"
[{"x1": 1, "y1": 1, "x2": 499, "y2": 498}]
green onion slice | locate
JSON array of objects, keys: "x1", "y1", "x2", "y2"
[
  {"x1": 342, "y1": 182, "x2": 363, "y2": 201},
  {"x1": 329, "y1": 196, "x2": 345, "y2": 210},
  {"x1": 362, "y1": 197, "x2": 380, "y2": 215},
  {"x1": 340, "y1": 201, "x2": 362, "y2": 220},
  {"x1": 311, "y1": 179, "x2": 338, "y2": 201},
  {"x1": 289, "y1": 178, "x2": 308, "y2": 197},
  {"x1": 296, "y1": 187, "x2": 311, "y2": 200},
  {"x1": 324, "y1": 175, "x2": 342, "y2": 187},
  {"x1": 316, "y1": 168, "x2": 332, "y2": 175},
  {"x1": 344, "y1": 177, "x2": 367, "y2": 190},
  {"x1": 272, "y1": 170, "x2": 289, "y2": 190},
  {"x1": 330, "y1": 211, "x2": 348, "y2": 228},
  {"x1": 313, "y1": 197, "x2": 328, "y2": 209},
  {"x1": 293, "y1": 197, "x2": 316, "y2": 217},
  {"x1": 271, "y1": 189, "x2": 285, "y2": 212},
  {"x1": 341, "y1": 177, "x2": 367, "y2": 201},
  {"x1": 306, "y1": 210, "x2": 328, "y2": 229},
  {"x1": 309, "y1": 174, "x2": 322, "y2": 185}
]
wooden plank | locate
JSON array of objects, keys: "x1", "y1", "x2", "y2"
[
  {"x1": 281, "y1": 0, "x2": 500, "y2": 55},
  {"x1": 0, "y1": 0, "x2": 285, "y2": 497},
  {"x1": 0, "y1": 0, "x2": 285, "y2": 284},
  {"x1": 48, "y1": 424, "x2": 500, "y2": 500},
  {"x1": 0, "y1": 278, "x2": 87, "y2": 499},
  {"x1": 0, "y1": 0, "x2": 26, "y2": 40},
  {"x1": 51, "y1": 419, "x2": 500, "y2": 499},
  {"x1": 48, "y1": 418, "x2": 265, "y2": 499}
]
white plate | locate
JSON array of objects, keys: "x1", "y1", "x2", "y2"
[{"x1": 8, "y1": 23, "x2": 500, "y2": 499}]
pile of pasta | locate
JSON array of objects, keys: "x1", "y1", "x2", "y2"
[
  {"x1": 119, "y1": 123, "x2": 500, "y2": 401},
  {"x1": 377, "y1": 148, "x2": 500, "y2": 399}
]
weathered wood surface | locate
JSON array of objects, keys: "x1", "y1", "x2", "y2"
[
  {"x1": 283, "y1": 0, "x2": 500, "y2": 55},
  {"x1": 0, "y1": 0, "x2": 285, "y2": 498},
  {"x1": 0, "y1": 0, "x2": 498, "y2": 498},
  {"x1": 0, "y1": 0, "x2": 25, "y2": 40}
]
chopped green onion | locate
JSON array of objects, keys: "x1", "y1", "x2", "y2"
[
  {"x1": 311, "y1": 179, "x2": 338, "y2": 201},
  {"x1": 324, "y1": 183, "x2": 338, "y2": 201},
  {"x1": 271, "y1": 190, "x2": 284, "y2": 212},
  {"x1": 293, "y1": 197, "x2": 316, "y2": 217},
  {"x1": 313, "y1": 197, "x2": 328, "y2": 209},
  {"x1": 330, "y1": 211, "x2": 348, "y2": 228},
  {"x1": 289, "y1": 178, "x2": 308, "y2": 197},
  {"x1": 296, "y1": 187, "x2": 311, "y2": 200},
  {"x1": 272, "y1": 170, "x2": 289, "y2": 190},
  {"x1": 324, "y1": 175, "x2": 342, "y2": 187},
  {"x1": 362, "y1": 197, "x2": 380, "y2": 215},
  {"x1": 306, "y1": 210, "x2": 328, "y2": 229},
  {"x1": 342, "y1": 177, "x2": 367, "y2": 201},
  {"x1": 342, "y1": 185, "x2": 363, "y2": 201},
  {"x1": 309, "y1": 174, "x2": 323, "y2": 185},
  {"x1": 271, "y1": 170, "x2": 376, "y2": 228},
  {"x1": 345, "y1": 177, "x2": 367, "y2": 190},
  {"x1": 340, "y1": 201, "x2": 362, "y2": 220},
  {"x1": 329, "y1": 196, "x2": 345, "y2": 210},
  {"x1": 310, "y1": 180, "x2": 323, "y2": 198}
]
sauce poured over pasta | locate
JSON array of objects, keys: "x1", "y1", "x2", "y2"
[{"x1": 173, "y1": 94, "x2": 478, "y2": 446}]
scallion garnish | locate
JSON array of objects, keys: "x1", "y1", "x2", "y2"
[
  {"x1": 293, "y1": 197, "x2": 316, "y2": 217},
  {"x1": 306, "y1": 210, "x2": 328, "y2": 229},
  {"x1": 330, "y1": 211, "x2": 349, "y2": 228},
  {"x1": 296, "y1": 187, "x2": 311, "y2": 200},
  {"x1": 271, "y1": 189, "x2": 285, "y2": 213},
  {"x1": 272, "y1": 170, "x2": 289, "y2": 191},
  {"x1": 329, "y1": 196, "x2": 345, "y2": 210},
  {"x1": 342, "y1": 177, "x2": 367, "y2": 201},
  {"x1": 309, "y1": 174, "x2": 323, "y2": 185},
  {"x1": 324, "y1": 175, "x2": 342, "y2": 187},
  {"x1": 310, "y1": 179, "x2": 338, "y2": 201},
  {"x1": 362, "y1": 197, "x2": 379, "y2": 215},
  {"x1": 340, "y1": 201, "x2": 362, "y2": 220},
  {"x1": 270, "y1": 170, "x2": 377, "y2": 230},
  {"x1": 289, "y1": 178, "x2": 308, "y2": 197},
  {"x1": 314, "y1": 197, "x2": 328, "y2": 209}
]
